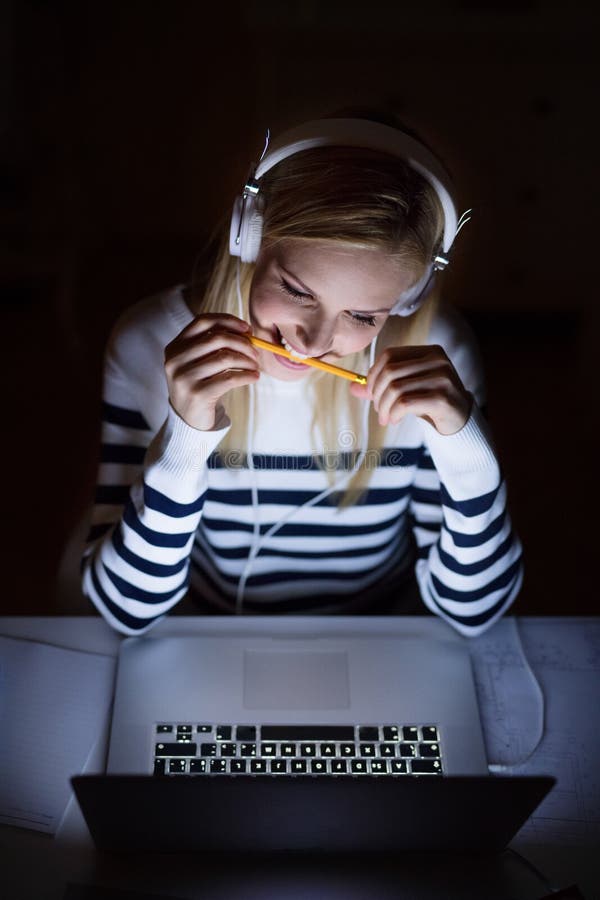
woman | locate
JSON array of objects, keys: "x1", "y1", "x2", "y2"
[{"x1": 82, "y1": 113, "x2": 522, "y2": 635}]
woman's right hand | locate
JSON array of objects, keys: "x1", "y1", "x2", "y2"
[{"x1": 164, "y1": 314, "x2": 260, "y2": 430}]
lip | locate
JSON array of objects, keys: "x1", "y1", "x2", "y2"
[{"x1": 272, "y1": 327, "x2": 310, "y2": 370}]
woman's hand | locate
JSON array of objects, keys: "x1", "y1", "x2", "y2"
[
  {"x1": 164, "y1": 314, "x2": 260, "y2": 431},
  {"x1": 350, "y1": 345, "x2": 472, "y2": 435}
]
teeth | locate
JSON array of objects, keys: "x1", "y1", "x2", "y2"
[{"x1": 280, "y1": 334, "x2": 309, "y2": 359}]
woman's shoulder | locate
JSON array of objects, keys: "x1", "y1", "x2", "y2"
[
  {"x1": 428, "y1": 301, "x2": 486, "y2": 406},
  {"x1": 106, "y1": 284, "x2": 195, "y2": 372}
]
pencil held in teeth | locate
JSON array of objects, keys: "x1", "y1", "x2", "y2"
[{"x1": 248, "y1": 335, "x2": 368, "y2": 385}]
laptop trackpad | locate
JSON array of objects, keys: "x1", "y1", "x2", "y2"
[{"x1": 243, "y1": 650, "x2": 350, "y2": 709}]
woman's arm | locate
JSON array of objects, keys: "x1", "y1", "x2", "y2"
[
  {"x1": 82, "y1": 308, "x2": 258, "y2": 635},
  {"x1": 409, "y1": 406, "x2": 523, "y2": 636},
  {"x1": 351, "y1": 306, "x2": 523, "y2": 635},
  {"x1": 82, "y1": 393, "x2": 228, "y2": 635}
]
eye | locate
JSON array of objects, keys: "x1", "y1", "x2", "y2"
[
  {"x1": 279, "y1": 277, "x2": 377, "y2": 327},
  {"x1": 279, "y1": 278, "x2": 310, "y2": 303},
  {"x1": 348, "y1": 312, "x2": 376, "y2": 328}
]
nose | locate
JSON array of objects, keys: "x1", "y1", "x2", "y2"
[{"x1": 294, "y1": 314, "x2": 335, "y2": 357}]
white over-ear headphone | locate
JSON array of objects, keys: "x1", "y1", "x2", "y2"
[{"x1": 229, "y1": 117, "x2": 471, "y2": 316}]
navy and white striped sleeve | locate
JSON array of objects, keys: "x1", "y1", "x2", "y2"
[
  {"x1": 409, "y1": 405, "x2": 523, "y2": 637},
  {"x1": 82, "y1": 391, "x2": 229, "y2": 636}
]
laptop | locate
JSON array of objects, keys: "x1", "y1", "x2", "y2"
[{"x1": 72, "y1": 616, "x2": 554, "y2": 853}]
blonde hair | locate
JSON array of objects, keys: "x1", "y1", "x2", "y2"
[{"x1": 190, "y1": 142, "x2": 444, "y2": 506}]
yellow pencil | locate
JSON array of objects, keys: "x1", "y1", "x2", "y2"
[{"x1": 249, "y1": 336, "x2": 367, "y2": 385}]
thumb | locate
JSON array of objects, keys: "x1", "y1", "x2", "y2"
[{"x1": 349, "y1": 381, "x2": 371, "y2": 400}]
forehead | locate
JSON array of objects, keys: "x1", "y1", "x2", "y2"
[{"x1": 263, "y1": 239, "x2": 415, "y2": 308}]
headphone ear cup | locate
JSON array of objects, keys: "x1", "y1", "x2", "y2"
[
  {"x1": 390, "y1": 268, "x2": 436, "y2": 316},
  {"x1": 229, "y1": 196, "x2": 243, "y2": 257},
  {"x1": 241, "y1": 196, "x2": 264, "y2": 263},
  {"x1": 229, "y1": 194, "x2": 265, "y2": 263}
]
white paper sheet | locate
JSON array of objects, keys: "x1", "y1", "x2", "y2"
[{"x1": 0, "y1": 635, "x2": 115, "y2": 833}]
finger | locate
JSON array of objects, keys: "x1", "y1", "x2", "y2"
[
  {"x1": 190, "y1": 367, "x2": 261, "y2": 401},
  {"x1": 367, "y1": 345, "x2": 435, "y2": 391},
  {"x1": 182, "y1": 312, "x2": 251, "y2": 336},
  {"x1": 348, "y1": 381, "x2": 369, "y2": 400},
  {"x1": 377, "y1": 374, "x2": 451, "y2": 425},
  {"x1": 165, "y1": 329, "x2": 259, "y2": 369},
  {"x1": 370, "y1": 360, "x2": 450, "y2": 415},
  {"x1": 166, "y1": 313, "x2": 251, "y2": 353},
  {"x1": 382, "y1": 389, "x2": 443, "y2": 428},
  {"x1": 170, "y1": 347, "x2": 260, "y2": 384},
  {"x1": 384, "y1": 388, "x2": 471, "y2": 433}
]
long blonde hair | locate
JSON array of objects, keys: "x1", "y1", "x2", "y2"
[{"x1": 189, "y1": 141, "x2": 445, "y2": 506}]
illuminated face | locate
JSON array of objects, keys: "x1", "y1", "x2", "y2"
[{"x1": 248, "y1": 239, "x2": 416, "y2": 380}]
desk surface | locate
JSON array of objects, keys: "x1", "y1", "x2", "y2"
[{"x1": 1, "y1": 615, "x2": 599, "y2": 900}]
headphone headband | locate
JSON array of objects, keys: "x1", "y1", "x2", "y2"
[
  {"x1": 229, "y1": 117, "x2": 469, "y2": 315},
  {"x1": 253, "y1": 118, "x2": 458, "y2": 255}
]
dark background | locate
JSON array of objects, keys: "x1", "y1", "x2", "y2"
[{"x1": 1, "y1": 0, "x2": 597, "y2": 615}]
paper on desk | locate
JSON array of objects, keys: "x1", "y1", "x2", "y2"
[
  {"x1": 468, "y1": 617, "x2": 545, "y2": 767},
  {"x1": 0, "y1": 634, "x2": 115, "y2": 834}
]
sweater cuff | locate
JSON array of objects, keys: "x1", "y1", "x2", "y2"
[
  {"x1": 144, "y1": 404, "x2": 231, "y2": 499},
  {"x1": 421, "y1": 403, "x2": 500, "y2": 497}
]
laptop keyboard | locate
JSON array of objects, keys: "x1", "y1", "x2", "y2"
[{"x1": 153, "y1": 724, "x2": 443, "y2": 776}]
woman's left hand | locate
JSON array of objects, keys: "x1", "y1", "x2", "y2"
[{"x1": 349, "y1": 345, "x2": 472, "y2": 435}]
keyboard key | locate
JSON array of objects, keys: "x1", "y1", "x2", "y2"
[
  {"x1": 168, "y1": 759, "x2": 187, "y2": 773},
  {"x1": 291, "y1": 760, "x2": 307, "y2": 773},
  {"x1": 156, "y1": 724, "x2": 173, "y2": 733},
  {"x1": 177, "y1": 725, "x2": 193, "y2": 733},
  {"x1": 262, "y1": 725, "x2": 354, "y2": 741},
  {"x1": 216, "y1": 726, "x2": 232, "y2": 741},
  {"x1": 270, "y1": 760, "x2": 287, "y2": 774},
  {"x1": 359, "y1": 726, "x2": 379, "y2": 741},
  {"x1": 200, "y1": 743, "x2": 217, "y2": 756},
  {"x1": 399, "y1": 743, "x2": 417, "y2": 757},
  {"x1": 391, "y1": 759, "x2": 408, "y2": 774},
  {"x1": 230, "y1": 760, "x2": 246, "y2": 773},
  {"x1": 421, "y1": 726, "x2": 439, "y2": 741},
  {"x1": 403, "y1": 726, "x2": 419, "y2": 741},
  {"x1": 311, "y1": 759, "x2": 327, "y2": 774},
  {"x1": 370, "y1": 760, "x2": 388, "y2": 774},
  {"x1": 220, "y1": 743, "x2": 237, "y2": 756},
  {"x1": 153, "y1": 758, "x2": 166, "y2": 775},
  {"x1": 359, "y1": 743, "x2": 376, "y2": 756},
  {"x1": 281, "y1": 743, "x2": 296, "y2": 756},
  {"x1": 155, "y1": 742, "x2": 197, "y2": 757},
  {"x1": 240, "y1": 743, "x2": 257, "y2": 757},
  {"x1": 176, "y1": 734, "x2": 193, "y2": 743},
  {"x1": 331, "y1": 759, "x2": 347, "y2": 774},
  {"x1": 190, "y1": 759, "x2": 207, "y2": 773},
  {"x1": 236, "y1": 726, "x2": 257, "y2": 741},
  {"x1": 351, "y1": 759, "x2": 367, "y2": 773},
  {"x1": 411, "y1": 759, "x2": 442, "y2": 774},
  {"x1": 380, "y1": 743, "x2": 396, "y2": 757},
  {"x1": 210, "y1": 759, "x2": 227, "y2": 773},
  {"x1": 419, "y1": 743, "x2": 440, "y2": 758},
  {"x1": 261, "y1": 743, "x2": 277, "y2": 756},
  {"x1": 382, "y1": 726, "x2": 399, "y2": 741},
  {"x1": 251, "y1": 759, "x2": 267, "y2": 773},
  {"x1": 197, "y1": 724, "x2": 212, "y2": 733},
  {"x1": 340, "y1": 743, "x2": 356, "y2": 756},
  {"x1": 300, "y1": 743, "x2": 316, "y2": 756}
]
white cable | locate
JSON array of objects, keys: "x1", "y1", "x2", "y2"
[
  {"x1": 487, "y1": 616, "x2": 546, "y2": 773},
  {"x1": 233, "y1": 269, "x2": 377, "y2": 614},
  {"x1": 235, "y1": 261, "x2": 261, "y2": 614}
]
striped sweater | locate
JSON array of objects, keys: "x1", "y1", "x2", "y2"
[{"x1": 82, "y1": 285, "x2": 523, "y2": 636}]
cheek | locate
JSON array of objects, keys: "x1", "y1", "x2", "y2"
[
  {"x1": 338, "y1": 324, "x2": 385, "y2": 356},
  {"x1": 249, "y1": 289, "x2": 289, "y2": 324}
]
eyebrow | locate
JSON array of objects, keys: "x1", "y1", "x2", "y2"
[{"x1": 280, "y1": 266, "x2": 393, "y2": 315}]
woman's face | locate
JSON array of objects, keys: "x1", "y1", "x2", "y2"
[{"x1": 248, "y1": 239, "x2": 416, "y2": 381}]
